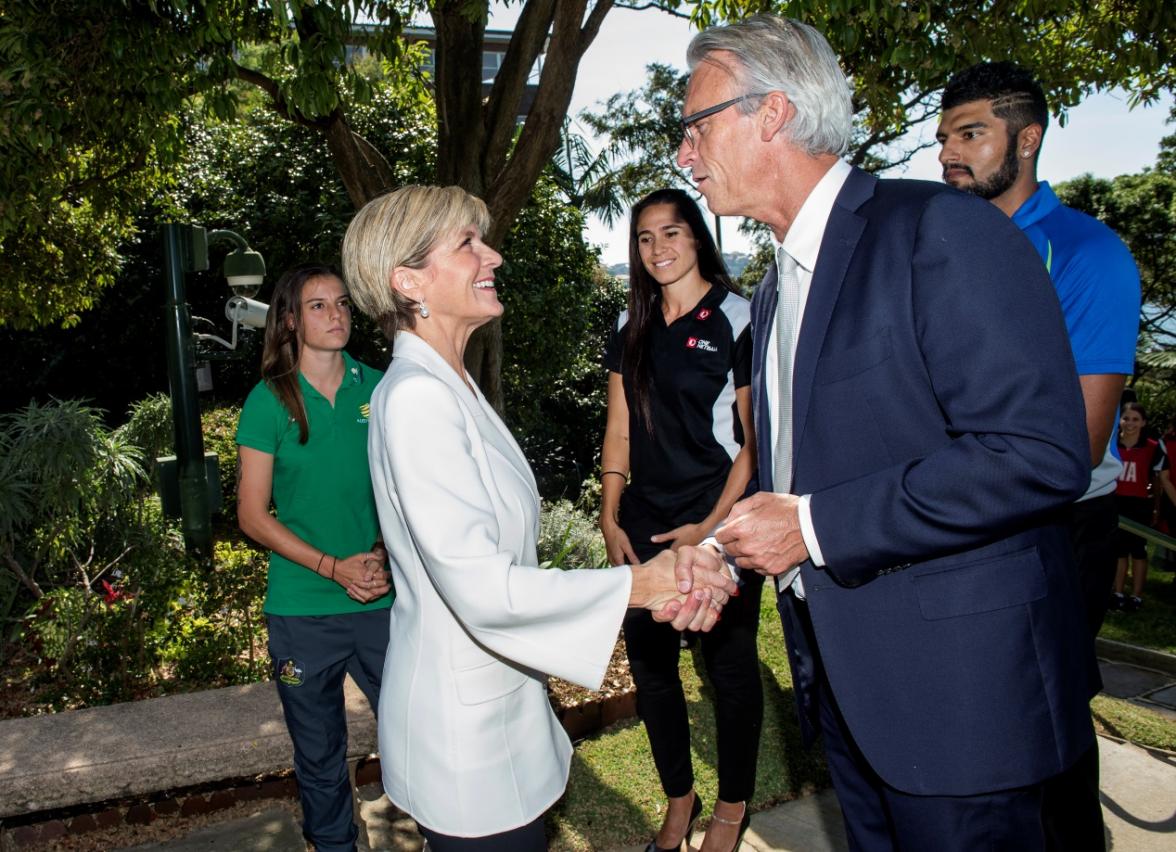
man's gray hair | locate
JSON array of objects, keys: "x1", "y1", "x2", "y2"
[{"x1": 687, "y1": 15, "x2": 853, "y2": 157}]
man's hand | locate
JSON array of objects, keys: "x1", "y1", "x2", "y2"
[{"x1": 716, "y1": 492, "x2": 810, "y2": 576}]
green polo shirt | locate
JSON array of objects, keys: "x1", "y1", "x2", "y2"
[{"x1": 236, "y1": 352, "x2": 391, "y2": 615}]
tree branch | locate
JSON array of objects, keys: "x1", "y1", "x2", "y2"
[
  {"x1": 615, "y1": 1, "x2": 690, "y2": 19},
  {"x1": 487, "y1": 1, "x2": 614, "y2": 243},
  {"x1": 231, "y1": 60, "x2": 329, "y2": 131},
  {"x1": 483, "y1": 0, "x2": 558, "y2": 180},
  {"x1": 3, "y1": 550, "x2": 43, "y2": 599}
]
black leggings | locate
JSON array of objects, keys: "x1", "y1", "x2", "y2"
[
  {"x1": 417, "y1": 814, "x2": 546, "y2": 851},
  {"x1": 622, "y1": 570, "x2": 764, "y2": 803}
]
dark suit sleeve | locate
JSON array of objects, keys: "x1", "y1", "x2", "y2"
[{"x1": 808, "y1": 191, "x2": 1089, "y2": 582}]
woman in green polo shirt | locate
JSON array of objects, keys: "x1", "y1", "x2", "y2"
[{"x1": 236, "y1": 263, "x2": 391, "y2": 852}]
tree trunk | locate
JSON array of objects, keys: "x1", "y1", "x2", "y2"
[
  {"x1": 323, "y1": 109, "x2": 397, "y2": 208},
  {"x1": 429, "y1": 0, "x2": 615, "y2": 408}
]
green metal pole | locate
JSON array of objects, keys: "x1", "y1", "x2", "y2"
[{"x1": 162, "y1": 223, "x2": 212, "y2": 557}]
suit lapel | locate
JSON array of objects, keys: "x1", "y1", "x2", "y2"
[
  {"x1": 392, "y1": 332, "x2": 539, "y2": 504},
  {"x1": 790, "y1": 169, "x2": 874, "y2": 468}
]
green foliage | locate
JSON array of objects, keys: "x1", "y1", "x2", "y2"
[
  {"x1": 0, "y1": 0, "x2": 203, "y2": 328},
  {"x1": 200, "y1": 404, "x2": 243, "y2": 518},
  {"x1": 551, "y1": 119, "x2": 626, "y2": 227},
  {"x1": 0, "y1": 0, "x2": 418, "y2": 330},
  {"x1": 118, "y1": 393, "x2": 177, "y2": 481},
  {"x1": 0, "y1": 399, "x2": 147, "y2": 610},
  {"x1": 3, "y1": 394, "x2": 270, "y2": 712},
  {"x1": 16, "y1": 527, "x2": 269, "y2": 711},
  {"x1": 499, "y1": 179, "x2": 628, "y2": 498},
  {"x1": 158, "y1": 540, "x2": 268, "y2": 687},
  {"x1": 538, "y1": 500, "x2": 608, "y2": 570},
  {"x1": 21, "y1": 498, "x2": 187, "y2": 707},
  {"x1": 581, "y1": 63, "x2": 691, "y2": 204},
  {"x1": 589, "y1": 2, "x2": 1176, "y2": 182},
  {"x1": 1055, "y1": 168, "x2": 1176, "y2": 362}
]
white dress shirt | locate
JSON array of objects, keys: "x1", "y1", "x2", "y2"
[{"x1": 765, "y1": 158, "x2": 852, "y2": 591}]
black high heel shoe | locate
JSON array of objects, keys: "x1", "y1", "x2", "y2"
[
  {"x1": 705, "y1": 801, "x2": 750, "y2": 852},
  {"x1": 644, "y1": 791, "x2": 703, "y2": 852}
]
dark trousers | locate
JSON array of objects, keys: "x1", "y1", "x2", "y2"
[
  {"x1": 788, "y1": 593, "x2": 1046, "y2": 852},
  {"x1": 267, "y1": 608, "x2": 391, "y2": 852},
  {"x1": 1039, "y1": 495, "x2": 1116, "y2": 852},
  {"x1": 622, "y1": 570, "x2": 764, "y2": 803},
  {"x1": 1069, "y1": 494, "x2": 1120, "y2": 636},
  {"x1": 417, "y1": 814, "x2": 547, "y2": 851}
]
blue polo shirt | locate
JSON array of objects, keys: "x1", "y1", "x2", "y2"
[{"x1": 1012, "y1": 182, "x2": 1140, "y2": 499}]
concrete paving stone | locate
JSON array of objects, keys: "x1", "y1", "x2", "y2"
[
  {"x1": 1098, "y1": 737, "x2": 1176, "y2": 852},
  {"x1": 1134, "y1": 698, "x2": 1176, "y2": 723},
  {"x1": 113, "y1": 806, "x2": 305, "y2": 851},
  {"x1": 1100, "y1": 661, "x2": 1174, "y2": 700},
  {"x1": 355, "y1": 783, "x2": 423, "y2": 852},
  {"x1": 610, "y1": 736, "x2": 1175, "y2": 852},
  {"x1": 745, "y1": 790, "x2": 848, "y2": 852},
  {"x1": 1144, "y1": 684, "x2": 1176, "y2": 710},
  {"x1": 0, "y1": 678, "x2": 375, "y2": 817}
]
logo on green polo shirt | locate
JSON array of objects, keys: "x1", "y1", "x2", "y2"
[
  {"x1": 358, "y1": 402, "x2": 371, "y2": 423},
  {"x1": 278, "y1": 658, "x2": 304, "y2": 687}
]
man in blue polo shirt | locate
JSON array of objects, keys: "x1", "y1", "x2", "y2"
[{"x1": 937, "y1": 61, "x2": 1141, "y2": 852}]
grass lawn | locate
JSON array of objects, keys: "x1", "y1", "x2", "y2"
[
  {"x1": 548, "y1": 589, "x2": 828, "y2": 851},
  {"x1": 547, "y1": 568, "x2": 1176, "y2": 850},
  {"x1": 1097, "y1": 549, "x2": 1176, "y2": 655}
]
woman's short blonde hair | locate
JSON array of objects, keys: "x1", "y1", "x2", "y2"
[{"x1": 341, "y1": 185, "x2": 492, "y2": 337}]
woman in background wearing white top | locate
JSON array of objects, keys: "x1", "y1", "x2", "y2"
[{"x1": 340, "y1": 185, "x2": 737, "y2": 851}]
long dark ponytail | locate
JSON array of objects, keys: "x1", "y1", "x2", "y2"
[
  {"x1": 623, "y1": 188, "x2": 736, "y2": 434},
  {"x1": 261, "y1": 263, "x2": 341, "y2": 444}
]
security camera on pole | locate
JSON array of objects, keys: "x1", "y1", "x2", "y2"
[{"x1": 160, "y1": 224, "x2": 266, "y2": 556}]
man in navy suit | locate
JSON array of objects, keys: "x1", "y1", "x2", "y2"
[{"x1": 682, "y1": 15, "x2": 1098, "y2": 850}]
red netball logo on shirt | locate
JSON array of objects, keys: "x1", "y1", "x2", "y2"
[
  {"x1": 697, "y1": 308, "x2": 711, "y2": 320},
  {"x1": 686, "y1": 337, "x2": 719, "y2": 352}
]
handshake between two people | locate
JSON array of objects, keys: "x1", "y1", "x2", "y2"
[
  {"x1": 628, "y1": 492, "x2": 812, "y2": 628},
  {"x1": 629, "y1": 544, "x2": 739, "y2": 633}
]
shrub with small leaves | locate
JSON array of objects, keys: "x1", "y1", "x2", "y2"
[{"x1": 538, "y1": 500, "x2": 608, "y2": 570}]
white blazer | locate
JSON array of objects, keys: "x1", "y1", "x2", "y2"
[{"x1": 368, "y1": 332, "x2": 632, "y2": 838}]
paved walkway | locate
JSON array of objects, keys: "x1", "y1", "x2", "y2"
[{"x1": 121, "y1": 656, "x2": 1176, "y2": 851}]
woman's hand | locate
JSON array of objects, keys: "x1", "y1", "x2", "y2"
[
  {"x1": 631, "y1": 546, "x2": 737, "y2": 632},
  {"x1": 649, "y1": 521, "x2": 707, "y2": 551},
  {"x1": 601, "y1": 517, "x2": 640, "y2": 566},
  {"x1": 331, "y1": 552, "x2": 392, "y2": 603}
]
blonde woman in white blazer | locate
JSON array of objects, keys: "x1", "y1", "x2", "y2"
[{"x1": 341, "y1": 185, "x2": 738, "y2": 851}]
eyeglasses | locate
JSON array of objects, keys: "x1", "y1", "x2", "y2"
[{"x1": 679, "y1": 93, "x2": 767, "y2": 148}]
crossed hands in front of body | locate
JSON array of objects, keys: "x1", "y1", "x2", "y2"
[{"x1": 337, "y1": 542, "x2": 393, "y2": 603}]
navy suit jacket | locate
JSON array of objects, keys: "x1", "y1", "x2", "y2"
[{"x1": 752, "y1": 167, "x2": 1096, "y2": 796}]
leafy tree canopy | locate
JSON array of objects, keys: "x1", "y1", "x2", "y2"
[
  {"x1": 695, "y1": 1, "x2": 1174, "y2": 169},
  {"x1": 586, "y1": 0, "x2": 1175, "y2": 199},
  {"x1": 0, "y1": 1, "x2": 700, "y2": 331},
  {"x1": 1056, "y1": 108, "x2": 1176, "y2": 377}
]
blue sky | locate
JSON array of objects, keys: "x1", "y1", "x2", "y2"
[{"x1": 486, "y1": 4, "x2": 1174, "y2": 264}]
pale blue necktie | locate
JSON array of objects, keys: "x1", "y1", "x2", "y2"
[{"x1": 774, "y1": 247, "x2": 804, "y2": 595}]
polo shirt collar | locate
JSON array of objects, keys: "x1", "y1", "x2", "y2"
[
  {"x1": 1011, "y1": 181, "x2": 1061, "y2": 230},
  {"x1": 298, "y1": 350, "x2": 365, "y2": 402}
]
